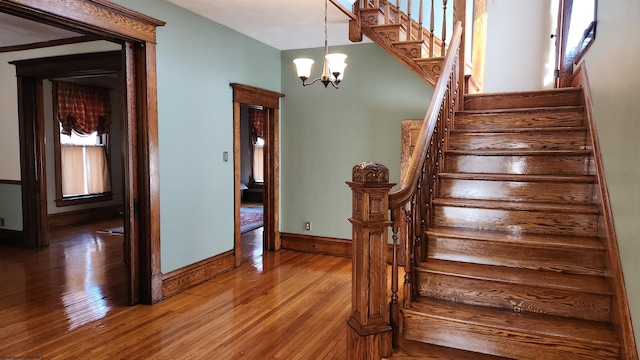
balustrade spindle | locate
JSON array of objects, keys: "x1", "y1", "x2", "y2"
[
  {"x1": 390, "y1": 225, "x2": 400, "y2": 347},
  {"x1": 407, "y1": 0, "x2": 413, "y2": 40},
  {"x1": 442, "y1": 0, "x2": 448, "y2": 56},
  {"x1": 396, "y1": 0, "x2": 401, "y2": 23},
  {"x1": 430, "y1": 0, "x2": 435, "y2": 57},
  {"x1": 418, "y1": 0, "x2": 424, "y2": 41}
]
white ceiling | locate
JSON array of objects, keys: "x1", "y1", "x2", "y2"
[
  {"x1": 0, "y1": 0, "x2": 364, "y2": 51},
  {"x1": 0, "y1": 12, "x2": 82, "y2": 48},
  {"x1": 166, "y1": 0, "x2": 361, "y2": 50}
]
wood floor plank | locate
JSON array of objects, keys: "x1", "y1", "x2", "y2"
[{"x1": 0, "y1": 220, "x2": 353, "y2": 359}]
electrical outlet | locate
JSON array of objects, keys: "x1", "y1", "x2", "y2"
[
  {"x1": 0, "y1": 217, "x2": 4, "y2": 227},
  {"x1": 304, "y1": 221, "x2": 311, "y2": 231}
]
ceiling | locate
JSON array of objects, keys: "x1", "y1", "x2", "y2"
[
  {"x1": 167, "y1": 0, "x2": 358, "y2": 50},
  {"x1": 0, "y1": 0, "x2": 363, "y2": 52}
]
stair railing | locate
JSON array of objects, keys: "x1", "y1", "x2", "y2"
[
  {"x1": 387, "y1": 20, "x2": 463, "y2": 346},
  {"x1": 346, "y1": 22, "x2": 463, "y2": 358}
]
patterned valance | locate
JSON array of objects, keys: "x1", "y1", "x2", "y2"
[
  {"x1": 55, "y1": 81, "x2": 112, "y2": 136},
  {"x1": 249, "y1": 108, "x2": 264, "y2": 140}
]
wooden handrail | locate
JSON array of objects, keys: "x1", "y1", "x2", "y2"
[{"x1": 389, "y1": 21, "x2": 462, "y2": 209}]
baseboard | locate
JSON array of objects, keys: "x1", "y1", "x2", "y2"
[
  {"x1": 162, "y1": 250, "x2": 235, "y2": 299},
  {"x1": 281, "y1": 232, "x2": 352, "y2": 258},
  {"x1": 48, "y1": 204, "x2": 123, "y2": 228},
  {"x1": 0, "y1": 228, "x2": 22, "y2": 247},
  {"x1": 280, "y1": 232, "x2": 397, "y2": 263}
]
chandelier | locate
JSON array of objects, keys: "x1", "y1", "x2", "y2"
[{"x1": 293, "y1": 0, "x2": 347, "y2": 89}]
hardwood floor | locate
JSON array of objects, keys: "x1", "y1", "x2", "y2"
[{"x1": 0, "y1": 220, "x2": 352, "y2": 359}]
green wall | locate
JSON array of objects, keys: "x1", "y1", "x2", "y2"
[
  {"x1": 280, "y1": 43, "x2": 433, "y2": 239},
  {"x1": 111, "y1": 0, "x2": 282, "y2": 273},
  {"x1": 582, "y1": 1, "x2": 640, "y2": 353}
]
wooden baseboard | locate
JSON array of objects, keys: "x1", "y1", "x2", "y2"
[
  {"x1": 281, "y1": 232, "x2": 352, "y2": 258},
  {"x1": 0, "y1": 228, "x2": 22, "y2": 247},
  {"x1": 280, "y1": 232, "x2": 397, "y2": 263},
  {"x1": 47, "y1": 204, "x2": 123, "y2": 228},
  {"x1": 162, "y1": 250, "x2": 235, "y2": 299}
]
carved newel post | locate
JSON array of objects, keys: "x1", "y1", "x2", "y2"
[{"x1": 346, "y1": 162, "x2": 395, "y2": 359}]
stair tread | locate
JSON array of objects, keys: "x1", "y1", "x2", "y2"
[
  {"x1": 445, "y1": 149, "x2": 591, "y2": 156},
  {"x1": 438, "y1": 172, "x2": 595, "y2": 183},
  {"x1": 384, "y1": 338, "x2": 511, "y2": 360},
  {"x1": 426, "y1": 226, "x2": 604, "y2": 251},
  {"x1": 417, "y1": 259, "x2": 611, "y2": 294},
  {"x1": 432, "y1": 198, "x2": 599, "y2": 214},
  {"x1": 405, "y1": 297, "x2": 619, "y2": 346},
  {"x1": 456, "y1": 105, "x2": 584, "y2": 116},
  {"x1": 449, "y1": 126, "x2": 586, "y2": 134}
]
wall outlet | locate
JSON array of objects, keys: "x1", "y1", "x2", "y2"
[
  {"x1": 0, "y1": 217, "x2": 4, "y2": 227},
  {"x1": 304, "y1": 221, "x2": 311, "y2": 231}
]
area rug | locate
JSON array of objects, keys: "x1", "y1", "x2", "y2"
[{"x1": 241, "y1": 206, "x2": 263, "y2": 233}]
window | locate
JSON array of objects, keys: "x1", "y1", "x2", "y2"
[
  {"x1": 53, "y1": 81, "x2": 113, "y2": 206},
  {"x1": 252, "y1": 137, "x2": 264, "y2": 183},
  {"x1": 249, "y1": 107, "x2": 265, "y2": 184}
]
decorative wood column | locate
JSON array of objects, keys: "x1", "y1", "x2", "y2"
[{"x1": 346, "y1": 162, "x2": 395, "y2": 360}]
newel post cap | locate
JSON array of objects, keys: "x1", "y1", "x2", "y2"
[{"x1": 351, "y1": 162, "x2": 389, "y2": 183}]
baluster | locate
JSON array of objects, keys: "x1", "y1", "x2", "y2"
[
  {"x1": 407, "y1": 0, "x2": 412, "y2": 40},
  {"x1": 418, "y1": 0, "x2": 424, "y2": 41},
  {"x1": 390, "y1": 225, "x2": 400, "y2": 348},
  {"x1": 374, "y1": 0, "x2": 380, "y2": 9},
  {"x1": 396, "y1": 0, "x2": 401, "y2": 23},
  {"x1": 429, "y1": 0, "x2": 435, "y2": 57},
  {"x1": 403, "y1": 204, "x2": 413, "y2": 308},
  {"x1": 442, "y1": 0, "x2": 448, "y2": 56}
]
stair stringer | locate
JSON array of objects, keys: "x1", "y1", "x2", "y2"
[{"x1": 571, "y1": 63, "x2": 638, "y2": 360}]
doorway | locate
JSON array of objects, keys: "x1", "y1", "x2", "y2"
[
  {"x1": 0, "y1": 0, "x2": 164, "y2": 304},
  {"x1": 231, "y1": 83, "x2": 284, "y2": 265}
]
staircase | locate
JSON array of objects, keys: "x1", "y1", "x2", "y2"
[
  {"x1": 398, "y1": 88, "x2": 623, "y2": 359},
  {"x1": 348, "y1": 0, "x2": 465, "y2": 87}
]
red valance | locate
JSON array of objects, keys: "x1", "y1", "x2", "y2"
[
  {"x1": 56, "y1": 81, "x2": 112, "y2": 136},
  {"x1": 249, "y1": 108, "x2": 264, "y2": 140}
]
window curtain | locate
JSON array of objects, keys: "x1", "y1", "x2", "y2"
[
  {"x1": 253, "y1": 142, "x2": 264, "y2": 182},
  {"x1": 56, "y1": 81, "x2": 112, "y2": 136},
  {"x1": 61, "y1": 145, "x2": 85, "y2": 196},
  {"x1": 249, "y1": 108, "x2": 264, "y2": 141},
  {"x1": 85, "y1": 146, "x2": 111, "y2": 194},
  {"x1": 61, "y1": 145, "x2": 111, "y2": 196}
]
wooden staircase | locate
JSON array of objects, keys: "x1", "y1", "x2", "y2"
[
  {"x1": 399, "y1": 88, "x2": 623, "y2": 359},
  {"x1": 348, "y1": 0, "x2": 458, "y2": 87}
]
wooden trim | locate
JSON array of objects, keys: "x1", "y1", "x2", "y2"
[
  {"x1": 0, "y1": 228, "x2": 21, "y2": 247},
  {"x1": 161, "y1": 250, "x2": 235, "y2": 299},
  {"x1": 0, "y1": 180, "x2": 21, "y2": 185},
  {"x1": 570, "y1": 63, "x2": 638, "y2": 360},
  {"x1": 0, "y1": 0, "x2": 165, "y2": 43},
  {"x1": 231, "y1": 83, "x2": 284, "y2": 261},
  {"x1": 281, "y1": 232, "x2": 351, "y2": 258},
  {"x1": 329, "y1": 0, "x2": 357, "y2": 21},
  {"x1": 47, "y1": 204, "x2": 122, "y2": 228},
  {"x1": 470, "y1": 0, "x2": 486, "y2": 92},
  {"x1": 0, "y1": 34, "x2": 101, "y2": 53}
]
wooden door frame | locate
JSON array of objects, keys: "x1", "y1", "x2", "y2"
[
  {"x1": 1, "y1": 0, "x2": 165, "y2": 305},
  {"x1": 231, "y1": 83, "x2": 284, "y2": 266}
]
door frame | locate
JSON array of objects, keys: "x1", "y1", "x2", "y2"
[
  {"x1": 1, "y1": 0, "x2": 165, "y2": 304},
  {"x1": 231, "y1": 83, "x2": 284, "y2": 265}
]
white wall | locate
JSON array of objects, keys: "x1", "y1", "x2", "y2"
[
  {"x1": 582, "y1": 1, "x2": 640, "y2": 354},
  {"x1": 484, "y1": 0, "x2": 553, "y2": 92}
]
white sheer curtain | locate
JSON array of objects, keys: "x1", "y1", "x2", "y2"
[
  {"x1": 61, "y1": 145, "x2": 85, "y2": 196},
  {"x1": 61, "y1": 145, "x2": 110, "y2": 196},
  {"x1": 253, "y1": 142, "x2": 264, "y2": 182},
  {"x1": 85, "y1": 146, "x2": 110, "y2": 194}
]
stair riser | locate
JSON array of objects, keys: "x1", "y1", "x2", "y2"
[
  {"x1": 448, "y1": 131, "x2": 587, "y2": 151},
  {"x1": 360, "y1": 8, "x2": 385, "y2": 26},
  {"x1": 432, "y1": 206, "x2": 598, "y2": 237},
  {"x1": 402, "y1": 311, "x2": 620, "y2": 360},
  {"x1": 444, "y1": 154, "x2": 593, "y2": 176},
  {"x1": 438, "y1": 178, "x2": 595, "y2": 204},
  {"x1": 454, "y1": 109, "x2": 584, "y2": 130},
  {"x1": 427, "y1": 236, "x2": 605, "y2": 276},
  {"x1": 464, "y1": 90, "x2": 582, "y2": 110},
  {"x1": 394, "y1": 42, "x2": 428, "y2": 58},
  {"x1": 373, "y1": 24, "x2": 407, "y2": 42},
  {"x1": 416, "y1": 272, "x2": 611, "y2": 321}
]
